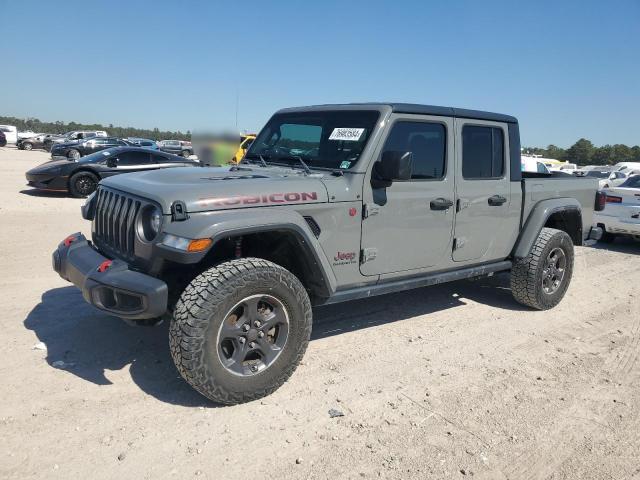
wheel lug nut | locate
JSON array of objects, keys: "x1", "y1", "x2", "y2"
[
  {"x1": 238, "y1": 337, "x2": 246, "y2": 344},
  {"x1": 257, "y1": 331, "x2": 264, "y2": 338},
  {"x1": 242, "y1": 324, "x2": 250, "y2": 332},
  {"x1": 249, "y1": 342, "x2": 255, "y2": 348},
  {"x1": 254, "y1": 320, "x2": 261, "y2": 327}
]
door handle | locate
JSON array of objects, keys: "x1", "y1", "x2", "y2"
[
  {"x1": 430, "y1": 198, "x2": 454, "y2": 210},
  {"x1": 488, "y1": 195, "x2": 507, "y2": 206}
]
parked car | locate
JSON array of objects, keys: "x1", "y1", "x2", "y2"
[
  {"x1": 125, "y1": 137, "x2": 159, "y2": 149},
  {"x1": 26, "y1": 147, "x2": 200, "y2": 197},
  {"x1": 0, "y1": 125, "x2": 18, "y2": 144},
  {"x1": 0, "y1": 130, "x2": 6, "y2": 147},
  {"x1": 595, "y1": 175, "x2": 640, "y2": 242},
  {"x1": 580, "y1": 169, "x2": 627, "y2": 189},
  {"x1": 17, "y1": 130, "x2": 38, "y2": 140},
  {"x1": 45, "y1": 130, "x2": 108, "y2": 151},
  {"x1": 51, "y1": 102, "x2": 603, "y2": 404},
  {"x1": 51, "y1": 136, "x2": 132, "y2": 160},
  {"x1": 158, "y1": 139, "x2": 193, "y2": 157},
  {"x1": 17, "y1": 133, "x2": 60, "y2": 151},
  {"x1": 521, "y1": 155, "x2": 551, "y2": 174}
]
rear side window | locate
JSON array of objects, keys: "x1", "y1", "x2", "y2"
[
  {"x1": 462, "y1": 126, "x2": 504, "y2": 179},
  {"x1": 117, "y1": 151, "x2": 152, "y2": 165},
  {"x1": 382, "y1": 121, "x2": 446, "y2": 179}
]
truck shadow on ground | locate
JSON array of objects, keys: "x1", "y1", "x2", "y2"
[
  {"x1": 24, "y1": 273, "x2": 525, "y2": 407},
  {"x1": 589, "y1": 236, "x2": 640, "y2": 254}
]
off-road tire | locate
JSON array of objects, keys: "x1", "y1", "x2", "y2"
[
  {"x1": 169, "y1": 258, "x2": 312, "y2": 405},
  {"x1": 510, "y1": 227, "x2": 574, "y2": 310},
  {"x1": 69, "y1": 171, "x2": 99, "y2": 197}
]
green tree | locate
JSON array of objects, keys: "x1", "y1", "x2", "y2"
[{"x1": 565, "y1": 138, "x2": 594, "y2": 165}]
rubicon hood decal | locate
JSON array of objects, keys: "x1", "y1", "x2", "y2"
[{"x1": 198, "y1": 192, "x2": 319, "y2": 208}]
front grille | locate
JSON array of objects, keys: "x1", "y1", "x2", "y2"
[{"x1": 93, "y1": 187, "x2": 145, "y2": 261}]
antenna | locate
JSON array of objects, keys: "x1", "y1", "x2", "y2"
[{"x1": 235, "y1": 88, "x2": 239, "y2": 130}]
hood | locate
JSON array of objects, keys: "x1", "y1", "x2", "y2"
[
  {"x1": 27, "y1": 159, "x2": 72, "y2": 174},
  {"x1": 100, "y1": 165, "x2": 330, "y2": 214}
]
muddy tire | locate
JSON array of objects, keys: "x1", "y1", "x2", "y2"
[
  {"x1": 510, "y1": 227, "x2": 574, "y2": 310},
  {"x1": 169, "y1": 258, "x2": 312, "y2": 405}
]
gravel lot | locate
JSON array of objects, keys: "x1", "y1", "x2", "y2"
[{"x1": 1, "y1": 146, "x2": 639, "y2": 480}]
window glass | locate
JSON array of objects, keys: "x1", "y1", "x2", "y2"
[
  {"x1": 462, "y1": 126, "x2": 504, "y2": 179},
  {"x1": 537, "y1": 162, "x2": 547, "y2": 173},
  {"x1": 116, "y1": 151, "x2": 152, "y2": 165},
  {"x1": 382, "y1": 121, "x2": 446, "y2": 179},
  {"x1": 246, "y1": 110, "x2": 380, "y2": 170}
]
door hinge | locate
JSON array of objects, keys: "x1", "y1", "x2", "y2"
[
  {"x1": 362, "y1": 204, "x2": 379, "y2": 219},
  {"x1": 360, "y1": 248, "x2": 378, "y2": 264}
]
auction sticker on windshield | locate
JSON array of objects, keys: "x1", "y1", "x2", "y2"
[{"x1": 329, "y1": 128, "x2": 365, "y2": 141}]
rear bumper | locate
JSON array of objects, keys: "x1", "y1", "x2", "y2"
[
  {"x1": 595, "y1": 211, "x2": 640, "y2": 236},
  {"x1": 52, "y1": 233, "x2": 168, "y2": 319}
]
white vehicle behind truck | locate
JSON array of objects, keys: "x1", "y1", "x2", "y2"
[{"x1": 596, "y1": 175, "x2": 640, "y2": 242}]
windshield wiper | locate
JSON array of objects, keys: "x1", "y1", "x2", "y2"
[
  {"x1": 278, "y1": 155, "x2": 312, "y2": 174},
  {"x1": 244, "y1": 153, "x2": 269, "y2": 167}
]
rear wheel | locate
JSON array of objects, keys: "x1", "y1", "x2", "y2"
[
  {"x1": 169, "y1": 258, "x2": 312, "y2": 405},
  {"x1": 23, "y1": 142, "x2": 33, "y2": 151},
  {"x1": 511, "y1": 227, "x2": 574, "y2": 310},
  {"x1": 182, "y1": 150, "x2": 192, "y2": 158},
  {"x1": 69, "y1": 171, "x2": 99, "y2": 197},
  {"x1": 67, "y1": 149, "x2": 81, "y2": 160}
]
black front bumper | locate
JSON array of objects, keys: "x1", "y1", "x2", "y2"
[{"x1": 52, "y1": 233, "x2": 168, "y2": 319}]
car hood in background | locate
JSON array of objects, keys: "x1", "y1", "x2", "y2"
[{"x1": 99, "y1": 165, "x2": 330, "y2": 214}]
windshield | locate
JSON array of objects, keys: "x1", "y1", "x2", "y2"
[
  {"x1": 586, "y1": 171, "x2": 609, "y2": 178},
  {"x1": 245, "y1": 110, "x2": 380, "y2": 170},
  {"x1": 620, "y1": 175, "x2": 640, "y2": 188}
]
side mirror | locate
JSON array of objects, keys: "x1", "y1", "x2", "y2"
[
  {"x1": 106, "y1": 157, "x2": 117, "y2": 168},
  {"x1": 372, "y1": 151, "x2": 413, "y2": 187}
]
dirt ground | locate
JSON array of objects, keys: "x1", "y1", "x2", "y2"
[{"x1": 1, "y1": 146, "x2": 639, "y2": 480}]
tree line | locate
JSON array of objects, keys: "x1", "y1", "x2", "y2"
[
  {"x1": 523, "y1": 138, "x2": 640, "y2": 166},
  {"x1": 0, "y1": 116, "x2": 191, "y2": 141}
]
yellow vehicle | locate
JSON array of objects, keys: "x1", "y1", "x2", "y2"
[{"x1": 233, "y1": 134, "x2": 255, "y2": 163}]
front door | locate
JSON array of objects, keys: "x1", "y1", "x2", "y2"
[
  {"x1": 452, "y1": 119, "x2": 511, "y2": 262},
  {"x1": 360, "y1": 114, "x2": 455, "y2": 276}
]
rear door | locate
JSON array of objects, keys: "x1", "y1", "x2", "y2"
[
  {"x1": 360, "y1": 114, "x2": 455, "y2": 275},
  {"x1": 452, "y1": 120, "x2": 511, "y2": 262}
]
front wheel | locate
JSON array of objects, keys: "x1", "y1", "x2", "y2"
[
  {"x1": 169, "y1": 258, "x2": 312, "y2": 405},
  {"x1": 510, "y1": 227, "x2": 574, "y2": 310},
  {"x1": 69, "y1": 171, "x2": 99, "y2": 197},
  {"x1": 182, "y1": 150, "x2": 192, "y2": 158},
  {"x1": 23, "y1": 142, "x2": 33, "y2": 151}
]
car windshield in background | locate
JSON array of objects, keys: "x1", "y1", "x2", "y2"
[
  {"x1": 620, "y1": 175, "x2": 640, "y2": 188},
  {"x1": 245, "y1": 110, "x2": 380, "y2": 170},
  {"x1": 586, "y1": 171, "x2": 609, "y2": 178}
]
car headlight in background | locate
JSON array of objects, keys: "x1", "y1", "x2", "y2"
[{"x1": 138, "y1": 205, "x2": 163, "y2": 242}]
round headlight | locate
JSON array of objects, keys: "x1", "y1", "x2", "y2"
[{"x1": 139, "y1": 205, "x2": 162, "y2": 242}]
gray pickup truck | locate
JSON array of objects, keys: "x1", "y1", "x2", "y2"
[{"x1": 52, "y1": 103, "x2": 604, "y2": 404}]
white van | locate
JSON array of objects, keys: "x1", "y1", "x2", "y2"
[
  {"x1": 0, "y1": 125, "x2": 18, "y2": 144},
  {"x1": 613, "y1": 162, "x2": 640, "y2": 173}
]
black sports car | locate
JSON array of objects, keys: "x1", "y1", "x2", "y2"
[
  {"x1": 26, "y1": 147, "x2": 200, "y2": 197},
  {"x1": 50, "y1": 136, "x2": 133, "y2": 160}
]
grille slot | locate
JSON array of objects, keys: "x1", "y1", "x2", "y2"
[{"x1": 93, "y1": 187, "x2": 145, "y2": 261}]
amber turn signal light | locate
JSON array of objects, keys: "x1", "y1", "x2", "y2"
[{"x1": 187, "y1": 238, "x2": 213, "y2": 252}]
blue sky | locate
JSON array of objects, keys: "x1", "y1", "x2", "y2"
[{"x1": 1, "y1": 0, "x2": 638, "y2": 147}]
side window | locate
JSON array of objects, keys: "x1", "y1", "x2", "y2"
[
  {"x1": 152, "y1": 154, "x2": 169, "y2": 163},
  {"x1": 537, "y1": 162, "x2": 547, "y2": 173},
  {"x1": 382, "y1": 121, "x2": 446, "y2": 179},
  {"x1": 117, "y1": 151, "x2": 152, "y2": 165},
  {"x1": 462, "y1": 126, "x2": 504, "y2": 179}
]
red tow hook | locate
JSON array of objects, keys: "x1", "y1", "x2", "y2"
[
  {"x1": 97, "y1": 260, "x2": 112, "y2": 273},
  {"x1": 63, "y1": 235, "x2": 77, "y2": 247}
]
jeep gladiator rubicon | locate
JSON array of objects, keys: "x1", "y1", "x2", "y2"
[{"x1": 52, "y1": 103, "x2": 604, "y2": 404}]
